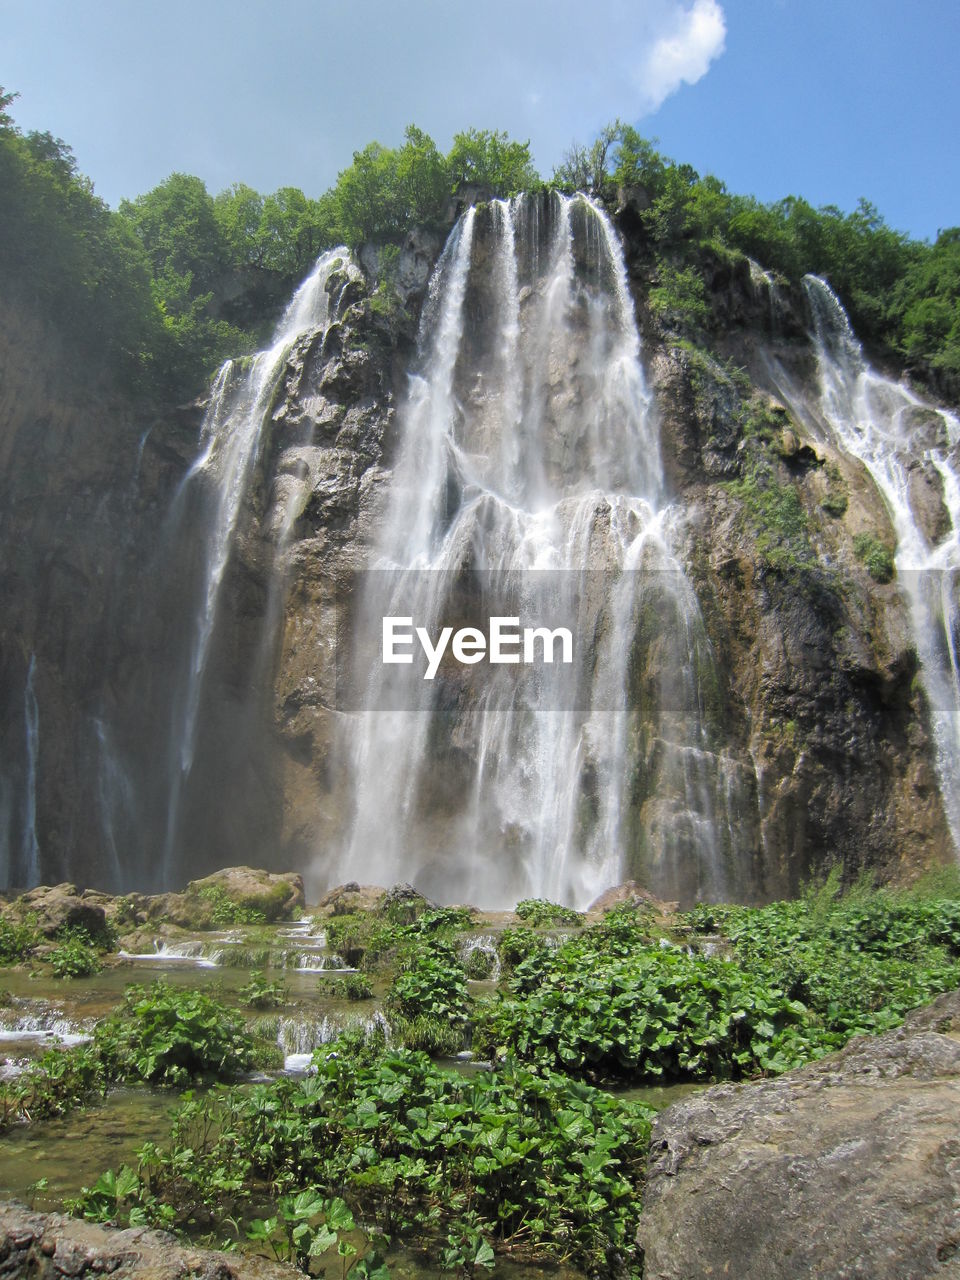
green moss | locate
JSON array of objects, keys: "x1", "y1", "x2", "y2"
[
  {"x1": 853, "y1": 532, "x2": 895, "y2": 583},
  {"x1": 726, "y1": 461, "x2": 815, "y2": 575},
  {"x1": 821, "y1": 462, "x2": 849, "y2": 517},
  {"x1": 821, "y1": 490, "x2": 849, "y2": 517}
]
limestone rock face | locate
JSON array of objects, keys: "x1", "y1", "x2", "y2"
[
  {"x1": 908, "y1": 460, "x2": 952, "y2": 547},
  {"x1": 634, "y1": 254, "x2": 951, "y2": 896},
  {"x1": 0, "y1": 195, "x2": 954, "y2": 900},
  {"x1": 637, "y1": 988, "x2": 960, "y2": 1280}
]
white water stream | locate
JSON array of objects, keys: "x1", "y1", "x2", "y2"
[
  {"x1": 333, "y1": 194, "x2": 742, "y2": 907},
  {"x1": 161, "y1": 249, "x2": 351, "y2": 865},
  {"x1": 804, "y1": 276, "x2": 960, "y2": 848}
]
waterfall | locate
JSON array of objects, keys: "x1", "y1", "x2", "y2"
[
  {"x1": 804, "y1": 275, "x2": 960, "y2": 849},
  {"x1": 21, "y1": 654, "x2": 40, "y2": 887},
  {"x1": 93, "y1": 715, "x2": 134, "y2": 892},
  {"x1": 162, "y1": 248, "x2": 352, "y2": 866},
  {"x1": 332, "y1": 194, "x2": 746, "y2": 908}
]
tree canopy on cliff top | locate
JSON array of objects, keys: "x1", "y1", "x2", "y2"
[{"x1": 1, "y1": 88, "x2": 956, "y2": 403}]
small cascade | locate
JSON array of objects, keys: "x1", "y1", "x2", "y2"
[
  {"x1": 804, "y1": 275, "x2": 960, "y2": 849},
  {"x1": 289, "y1": 951, "x2": 347, "y2": 972},
  {"x1": 278, "y1": 1010, "x2": 389, "y2": 1073},
  {"x1": 460, "y1": 934, "x2": 500, "y2": 982},
  {"x1": 118, "y1": 939, "x2": 222, "y2": 967},
  {"x1": 276, "y1": 918, "x2": 322, "y2": 944},
  {"x1": 0, "y1": 1004, "x2": 92, "y2": 1048},
  {"x1": 21, "y1": 655, "x2": 40, "y2": 887},
  {"x1": 747, "y1": 258, "x2": 784, "y2": 331},
  {"x1": 333, "y1": 193, "x2": 750, "y2": 907},
  {"x1": 162, "y1": 249, "x2": 353, "y2": 869}
]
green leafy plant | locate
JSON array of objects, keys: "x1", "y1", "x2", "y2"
[
  {"x1": 515, "y1": 899, "x2": 584, "y2": 928},
  {"x1": 94, "y1": 981, "x2": 253, "y2": 1086},
  {"x1": 316, "y1": 972, "x2": 375, "y2": 1001},
  {"x1": 496, "y1": 926, "x2": 546, "y2": 970},
  {"x1": 196, "y1": 885, "x2": 266, "y2": 927},
  {"x1": 75, "y1": 1038, "x2": 652, "y2": 1277},
  {"x1": 473, "y1": 937, "x2": 816, "y2": 1081},
  {"x1": 0, "y1": 913, "x2": 41, "y2": 965},
  {"x1": 386, "y1": 943, "x2": 469, "y2": 1055},
  {"x1": 0, "y1": 1042, "x2": 106, "y2": 1131},
  {"x1": 463, "y1": 946, "x2": 496, "y2": 980},
  {"x1": 238, "y1": 970, "x2": 286, "y2": 1009},
  {"x1": 49, "y1": 928, "x2": 103, "y2": 978}
]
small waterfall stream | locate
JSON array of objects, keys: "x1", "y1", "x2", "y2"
[
  {"x1": 804, "y1": 275, "x2": 960, "y2": 848},
  {"x1": 334, "y1": 194, "x2": 746, "y2": 907},
  {"x1": 21, "y1": 655, "x2": 40, "y2": 887},
  {"x1": 161, "y1": 248, "x2": 352, "y2": 867}
]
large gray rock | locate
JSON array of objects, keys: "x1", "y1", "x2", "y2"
[
  {"x1": 637, "y1": 988, "x2": 960, "y2": 1279},
  {"x1": 0, "y1": 1201, "x2": 298, "y2": 1278},
  {"x1": 13, "y1": 884, "x2": 106, "y2": 938}
]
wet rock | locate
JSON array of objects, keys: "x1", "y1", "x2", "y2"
[
  {"x1": 133, "y1": 868, "x2": 305, "y2": 928},
  {"x1": 378, "y1": 883, "x2": 436, "y2": 922},
  {"x1": 586, "y1": 881, "x2": 674, "y2": 916},
  {"x1": 184, "y1": 867, "x2": 304, "y2": 922},
  {"x1": 908, "y1": 461, "x2": 952, "y2": 548},
  {"x1": 637, "y1": 987, "x2": 960, "y2": 1280},
  {"x1": 315, "y1": 882, "x2": 387, "y2": 916},
  {"x1": 0, "y1": 1201, "x2": 297, "y2": 1278}
]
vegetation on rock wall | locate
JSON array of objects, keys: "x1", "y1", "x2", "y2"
[{"x1": 575, "y1": 123, "x2": 959, "y2": 394}]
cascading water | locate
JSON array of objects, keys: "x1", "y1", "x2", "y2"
[
  {"x1": 161, "y1": 248, "x2": 352, "y2": 866},
  {"x1": 93, "y1": 715, "x2": 132, "y2": 891},
  {"x1": 804, "y1": 275, "x2": 960, "y2": 849},
  {"x1": 333, "y1": 194, "x2": 750, "y2": 908},
  {"x1": 21, "y1": 655, "x2": 40, "y2": 887}
]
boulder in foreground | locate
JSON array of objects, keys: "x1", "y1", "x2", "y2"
[{"x1": 638, "y1": 987, "x2": 960, "y2": 1279}]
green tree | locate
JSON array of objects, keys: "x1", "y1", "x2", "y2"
[
  {"x1": 214, "y1": 182, "x2": 266, "y2": 266},
  {"x1": 119, "y1": 173, "x2": 227, "y2": 290},
  {"x1": 447, "y1": 127, "x2": 538, "y2": 196}
]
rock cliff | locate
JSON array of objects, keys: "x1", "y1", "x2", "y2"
[{"x1": 0, "y1": 196, "x2": 953, "y2": 900}]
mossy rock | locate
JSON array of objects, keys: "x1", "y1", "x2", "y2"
[{"x1": 143, "y1": 867, "x2": 305, "y2": 929}]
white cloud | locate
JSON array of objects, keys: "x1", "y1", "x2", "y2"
[
  {"x1": 634, "y1": 0, "x2": 728, "y2": 114},
  {"x1": 2, "y1": 0, "x2": 731, "y2": 203}
]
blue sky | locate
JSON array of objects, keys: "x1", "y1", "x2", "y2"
[{"x1": 2, "y1": 0, "x2": 957, "y2": 240}]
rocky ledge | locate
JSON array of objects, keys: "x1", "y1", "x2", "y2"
[
  {"x1": 0, "y1": 1202, "x2": 297, "y2": 1279},
  {"x1": 638, "y1": 987, "x2": 960, "y2": 1279},
  {"x1": 3, "y1": 867, "x2": 305, "y2": 936}
]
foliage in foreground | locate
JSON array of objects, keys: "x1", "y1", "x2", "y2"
[
  {"x1": 71, "y1": 1032, "x2": 652, "y2": 1278},
  {"x1": 514, "y1": 898, "x2": 585, "y2": 928},
  {"x1": 684, "y1": 872, "x2": 960, "y2": 1039},
  {"x1": 0, "y1": 913, "x2": 42, "y2": 965},
  {"x1": 95, "y1": 982, "x2": 253, "y2": 1086},
  {"x1": 0, "y1": 982, "x2": 252, "y2": 1129},
  {"x1": 474, "y1": 882, "x2": 960, "y2": 1081},
  {"x1": 0, "y1": 914, "x2": 111, "y2": 974},
  {"x1": 474, "y1": 919, "x2": 816, "y2": 1081}
]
